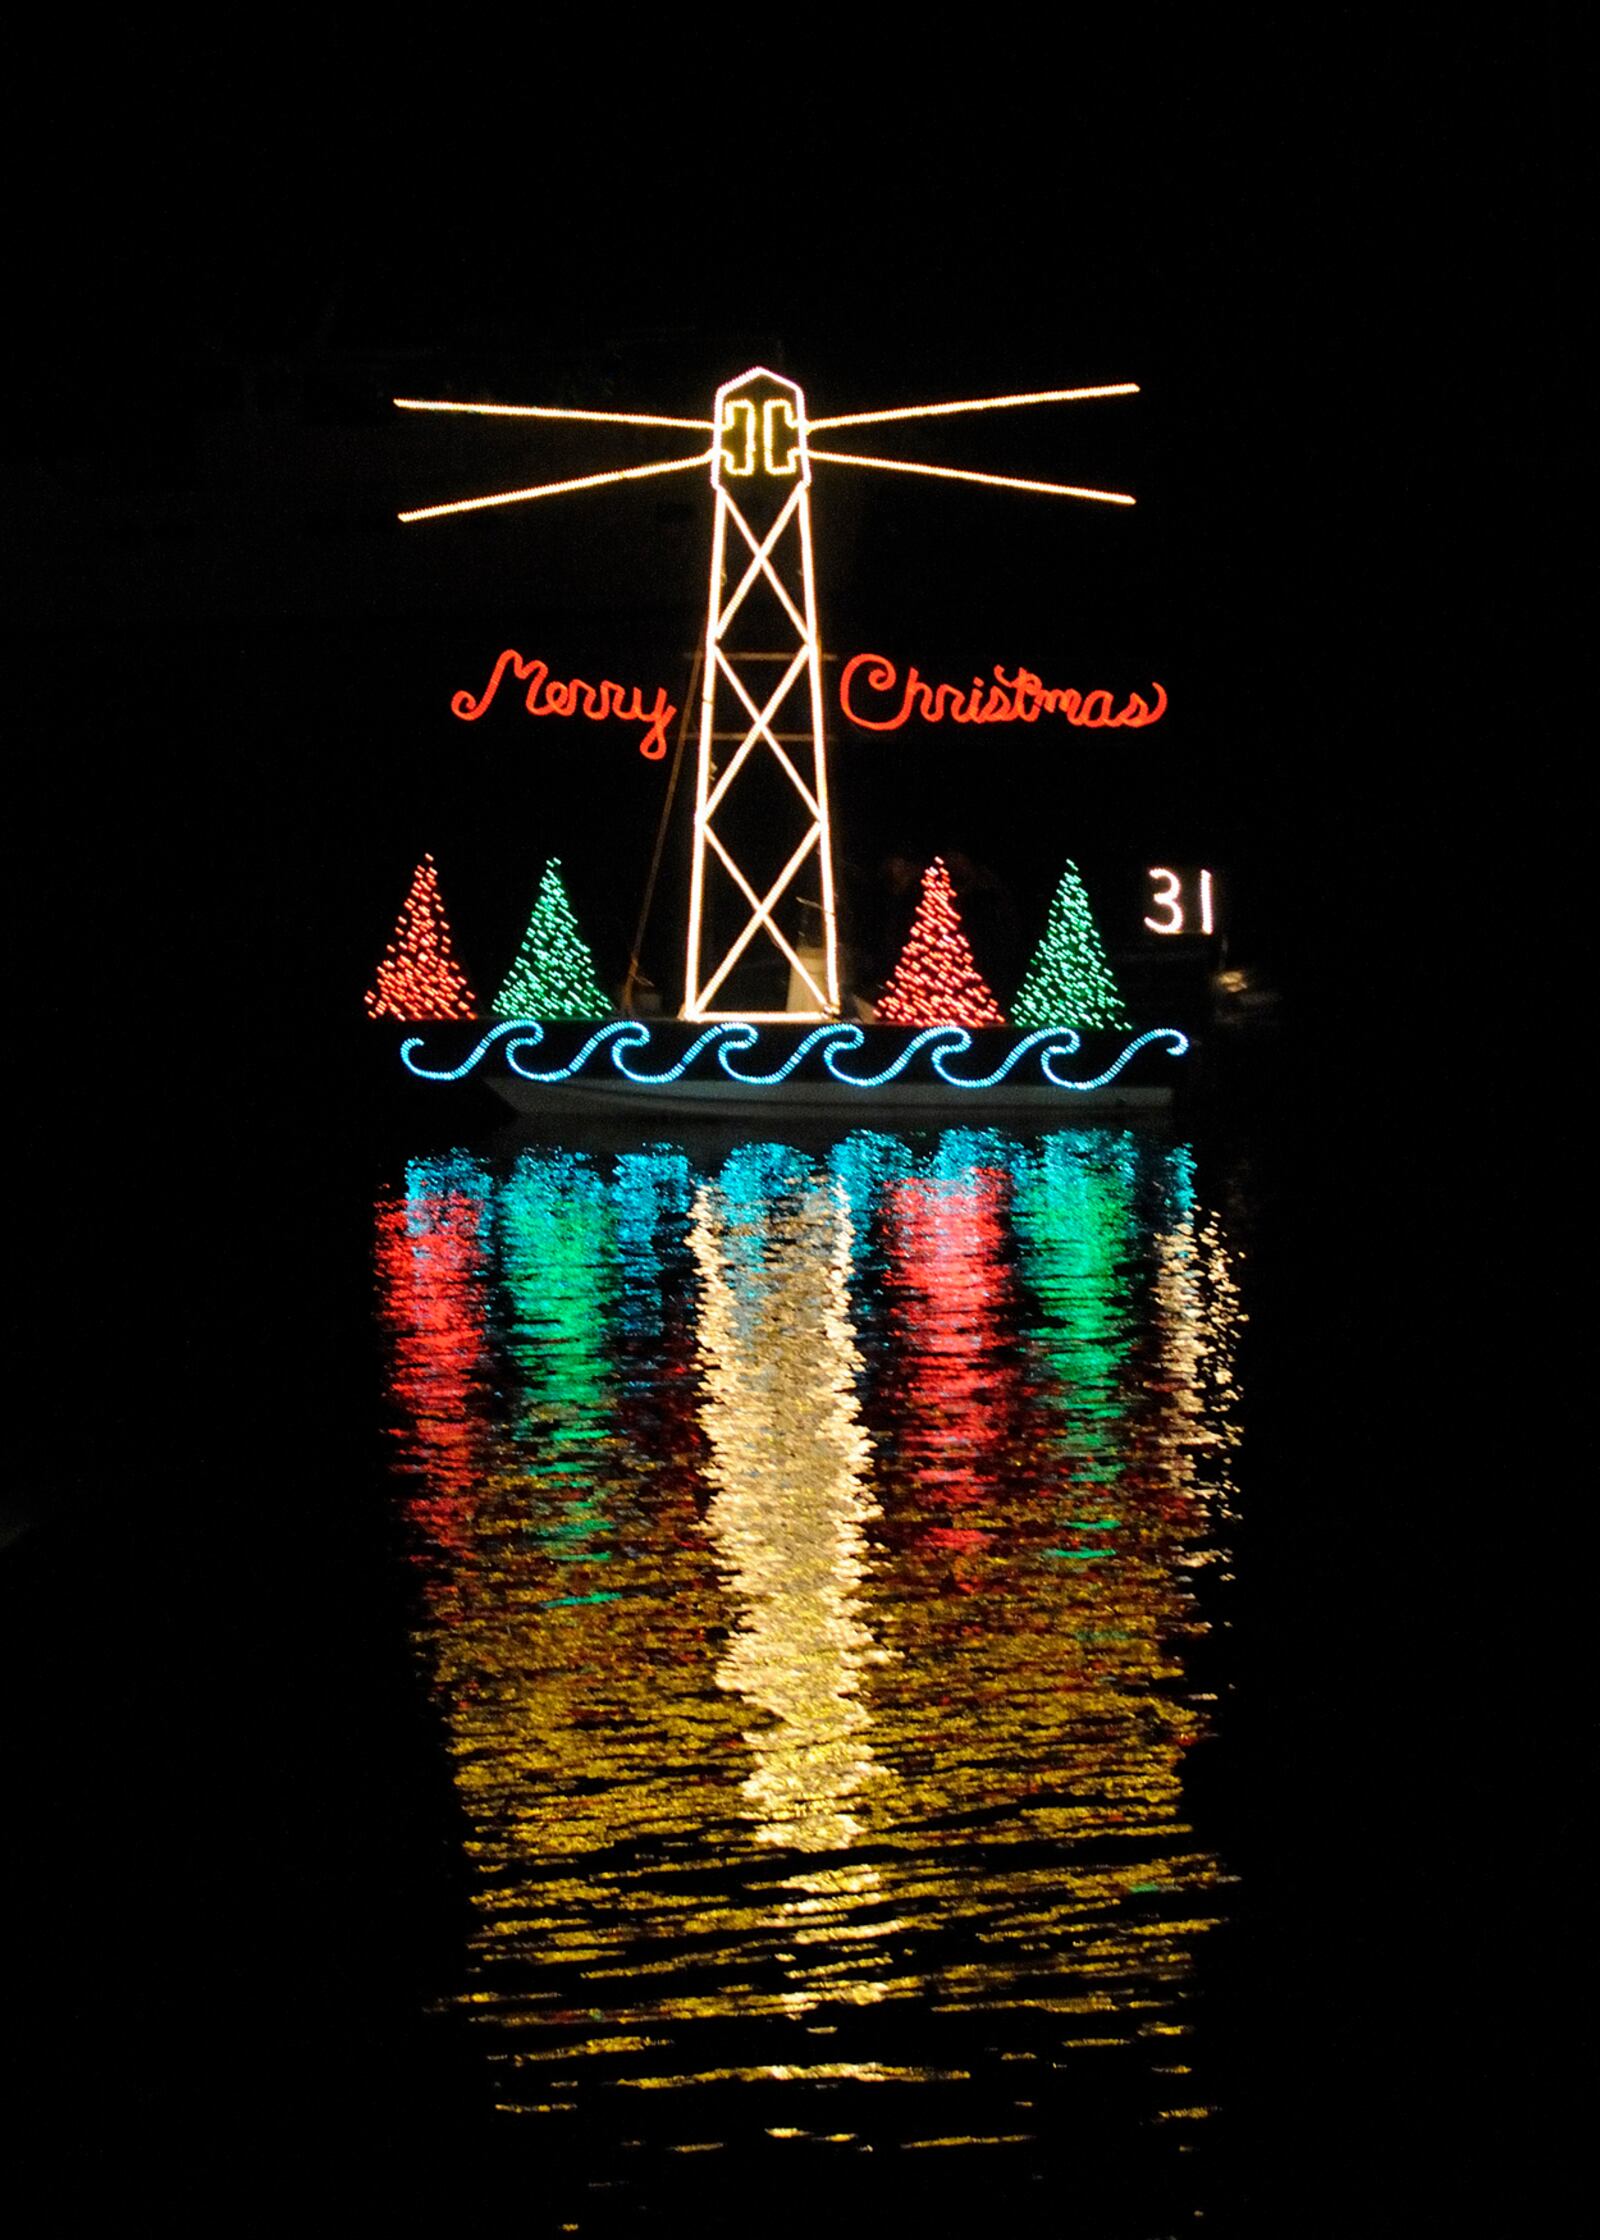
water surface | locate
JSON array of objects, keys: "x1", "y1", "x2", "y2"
[{"x1": 374, "y1": 1125, "x2": 1245, "y2": 2229}]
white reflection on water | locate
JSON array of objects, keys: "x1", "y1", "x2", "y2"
[
  {"x1": 374, "y1": 1128, "x2": 1246, "y2": 2148},
  {"x1": 689, "y1": 1165, "x2": 886, "y2": 1854}
]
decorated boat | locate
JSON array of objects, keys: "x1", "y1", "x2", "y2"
[{"x1": 368, "y1": 367, "x2": 1212, "y2": 1116}]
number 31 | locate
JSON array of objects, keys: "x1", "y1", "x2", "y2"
[{"x1": 1144, "y1": 867, "x2": 1215, "y2": 936}]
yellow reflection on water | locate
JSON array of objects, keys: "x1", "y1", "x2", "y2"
[
  {"x1": 374, "y1": 1131, "x2": 1246, "y2": 2111},
  {"x1": 689, "y1": 1175, "x2": 884, "y2": 1855}
]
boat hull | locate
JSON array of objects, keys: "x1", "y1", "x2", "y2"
[{"x1": 394, "y1": 1018, "x2": 1195, "y2": 1121}]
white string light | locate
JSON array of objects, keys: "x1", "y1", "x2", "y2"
[
  {"x1": 686, "y1": 369, "x2": 837, "y2": 1023},
  {"x1": 807, "y1": 383, "x2": 1138, "y2": 432},
  {"x1": 807, "y1": 449, "x2": 1135, "y2": 505},
  {"x1": 395, "y1": 396, "x2": 712, "y2": 429},
  {"x1": 398, "y1": 451, "x2": 713, "y2": 523},
  {"x1": 709, "y1": 648, "x2": 820, "y2": 820},
  {"x1": 697, "y1": 823, "x2": 827, "y2": 1014},
  {"x1": 717, "y1": 481, "x2": 809, "y2": 639},
  {"x1": 396, "y1": 365, "x2": 1138, "y2": 1032}
]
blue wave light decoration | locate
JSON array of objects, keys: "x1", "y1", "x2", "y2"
[{"x1": 400, "y1": 1021, "x2": 1189, "y2": 1093}]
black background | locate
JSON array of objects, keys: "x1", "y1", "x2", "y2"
[{"x1": 4, "y1": 19, "x2": 1576, "y2": 2232}]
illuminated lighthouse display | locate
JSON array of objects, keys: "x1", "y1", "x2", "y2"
[
  {"x1": 685, "y1": 369, "x2": 837, "y2": 1023},
  {"x1": 377, "y1": 366, "x2": 1200, "y2": 1109}
]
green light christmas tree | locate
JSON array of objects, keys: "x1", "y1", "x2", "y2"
[
  {"x1": 493, "y1": 859, "x2": 610, "y2": 1021},
  {"x1": 1012, "y1": 859, "x2": 1129, "y2": 1030}
]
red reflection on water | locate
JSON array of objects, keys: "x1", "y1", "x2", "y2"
[
  {"x1": 374, "y1": 1188, "x2": 494, "y2": 1557},
  {"x1": 881, "y1": 1168, "x2": 1025, "y2": 1579}
]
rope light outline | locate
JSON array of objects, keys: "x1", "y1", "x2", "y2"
[
  {"x1": 396, "y1": 368, "x2": 1142, "y2": 1019},
  {"x1": 397, "y1": 1020, "x2": 1189, "y2": 1092}
]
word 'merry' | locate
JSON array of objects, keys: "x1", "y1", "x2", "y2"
[
  {"x1": 452, "y1": 649, "x2": 677, "y2": 760},
  {"x1": 839, "y1": 653, "x2": 1166, "y2": 732}
]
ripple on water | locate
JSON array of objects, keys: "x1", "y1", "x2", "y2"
[{"x1": 374, "y1": 1127, "x2": 1243, "y2": 2213}]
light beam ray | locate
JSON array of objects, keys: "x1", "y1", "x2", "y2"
[
  {"x1": 398, "y1": 452, "x2": 714, "y2": 524},
  {"x1": 807, "y1": 384, "x2": 1138, "y2": 432},
  {"x1": 806, "y1": 450, "x2": 1135, "y2": 505},
  {"x1": 395, "y1": 397, "x2": 712, "y2": 430}
]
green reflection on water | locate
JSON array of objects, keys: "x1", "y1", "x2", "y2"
[
  {"x1": 1009, "y1": 1132, "x2": 1139, "y2": 1494},
  {"x1": 374, "y1": 1126, "x2": 1243, "y2": 2129}
]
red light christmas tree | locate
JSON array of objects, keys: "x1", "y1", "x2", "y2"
[
  {"x1": 875, "y1": 858, "x2": 1005, "y2": 1028},
  {"x1": 364, "y1": 855, "x2": 479, "y2": 1020}
]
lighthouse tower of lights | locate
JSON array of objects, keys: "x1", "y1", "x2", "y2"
[
  {"x1": 395, "y1": 368, "x2": 1138, "y2": 1021},
  {"x1": 685, "y1": 368, "x2": 837, "y2": 1021}
]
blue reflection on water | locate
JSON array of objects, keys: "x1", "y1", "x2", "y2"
[{"x1": 374, "y1": 1125, "x2": 1245, "y2": 2214}]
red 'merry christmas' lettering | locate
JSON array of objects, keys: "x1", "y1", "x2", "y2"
[
  {"x1": 840, "y1": 653, "x2": 1166, "y2": 733},
  {"x1": 453, "y1": 648, "x2": 677, "y2": 760}
]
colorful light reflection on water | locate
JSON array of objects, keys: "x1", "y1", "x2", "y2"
[{"x1": 374, "y1": 1127, "x2": 1243, "y2": 2209}]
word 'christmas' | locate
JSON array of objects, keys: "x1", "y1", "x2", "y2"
[
  {"x1": 839, "y1": 653, "x2": 1166, "y2": 732},
  {"x1": 452, "y1": 649, "x2": 676, "y2": 759}
]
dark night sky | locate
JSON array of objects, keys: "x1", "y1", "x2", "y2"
[
  {"x1": 12, "y1": 22, "x2": 1566, "y2": 1050},
  {"x1": 11, "y1": 14, "x2": 1575, "y2": 1615},
  {"x1": 4, "y1": 24, "x2": 1578, "y2": 2225}
]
